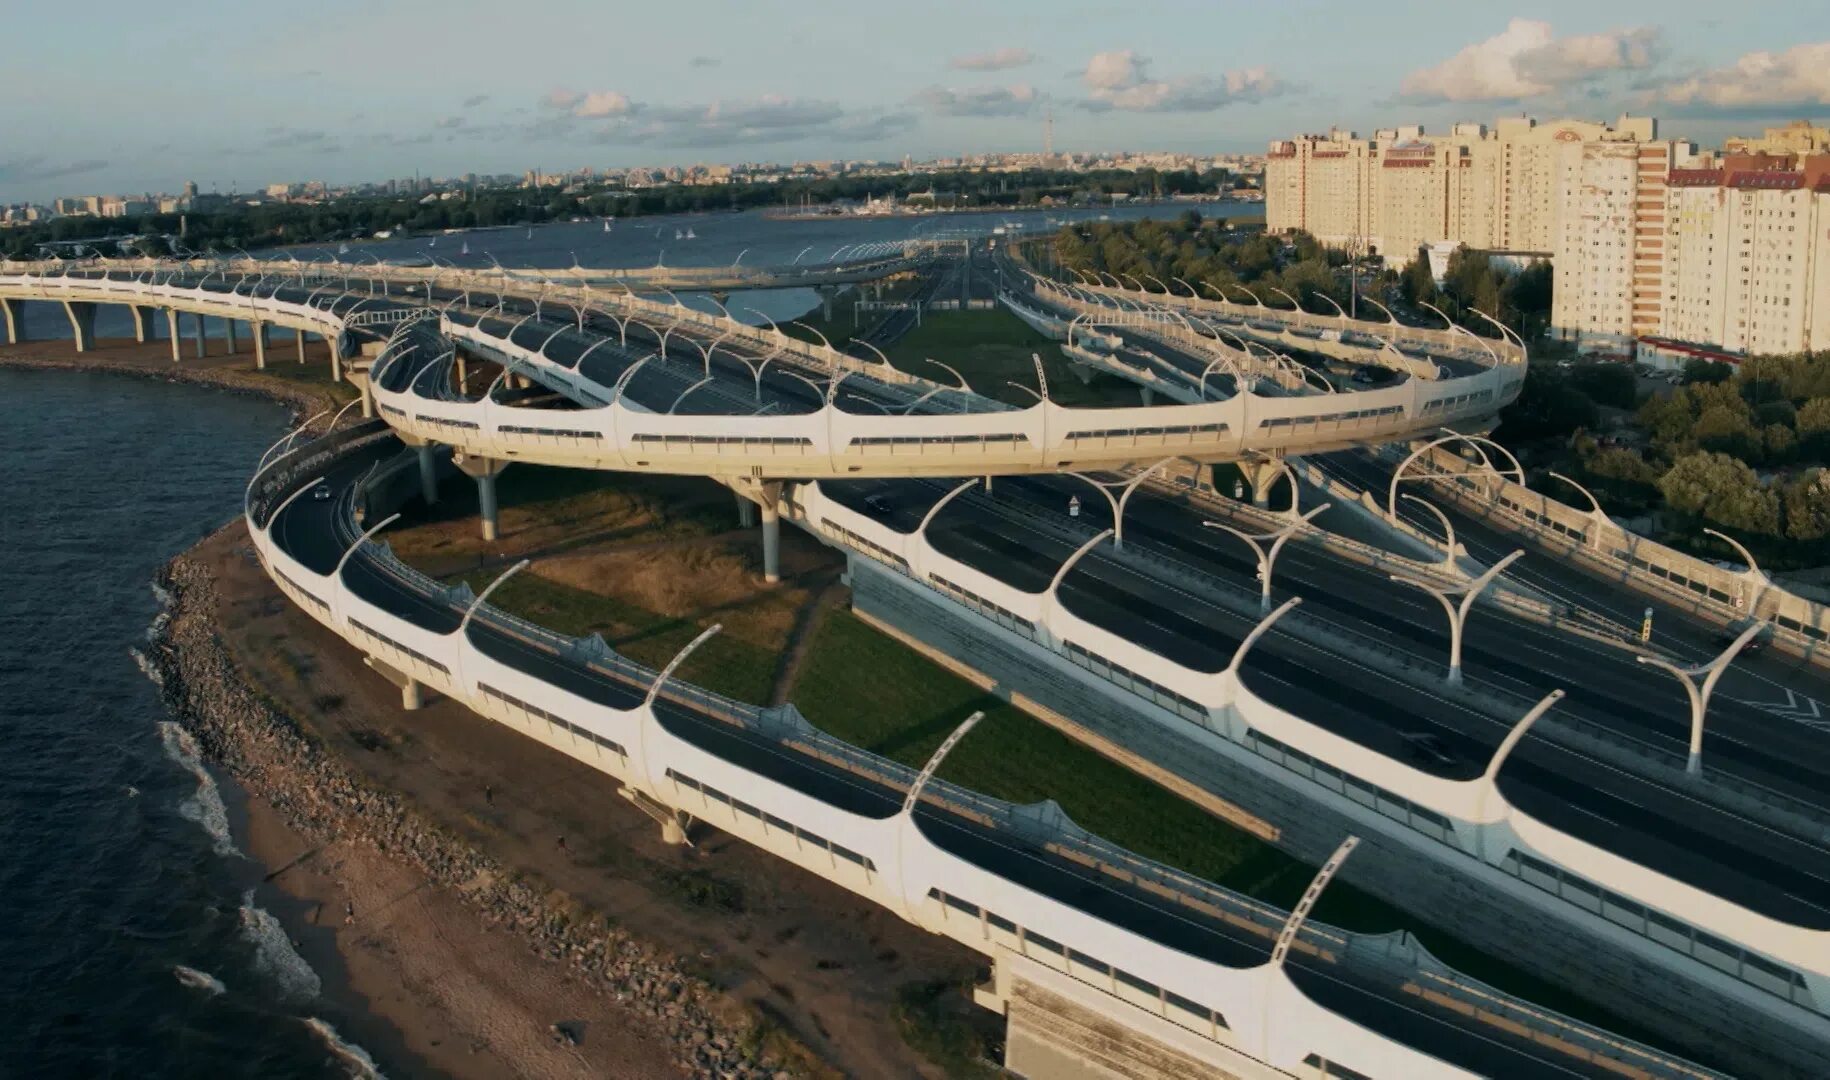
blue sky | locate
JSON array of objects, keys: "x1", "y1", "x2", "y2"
[{"x1": 2, "y1": 0, "x2": 1826, "y2": 202}]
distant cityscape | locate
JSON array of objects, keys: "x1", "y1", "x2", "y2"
[{"x1": 0, "y1": 149, "x2": 1264, "y2": 228}]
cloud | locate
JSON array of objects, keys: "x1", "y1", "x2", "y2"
[
  {"x1": 261, "y1": 127, "x2": 335, "y2": 149},
  {"x1": 571, "y1": 94, "x2": 908, "y2": 149},
  {"x1": 1398, "y1": 19, "x2": 1662, "y2": 104},
  {"x1": 1078, "y1": 50, "x2": 1285, "y2": 112},
  {"x1": 0, "y1": 156, "x2": 108, "y2": 183},
  {"x1": 435, "y1": 116, "x2": 468, "y2": 130},
  {"x1": 1654, "y1": 41, "x2": 1830, "y2": 112},
  {"x1": 542, "y1": 87, "x2": 583, "y2": 110},
  {"x1": 914, "y1": 83, "x2": 1038, "y2": 117},
  {"x1": 461, "y1": 93, "x2": 490, "y2": 108},
  {"x1": 689, "y1": 56, "x2": 719, "y2": 68},
  {"x1": 574, "y1": 91, "x2": 635, "y2": 118},
  {"x1": 949, "y1": 47, "x2": 1035, "y2": 72}
]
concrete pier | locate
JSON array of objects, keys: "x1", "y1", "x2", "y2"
[
  {"x1": 296, "y1": 329, "x2": 307, "y2": 365},
  {"x1": 190, "y1": 312, "x2": 206, "y2": 358},
  {"x1": 761, "y1": 496, "x2": 781, "y2": 583},
  {"x1": 223, "y1": 317, "x2": 237, "y2": 355},
  {"x1": 165, "y1": 309, "x2": 182, "y2": 362},
  {"x1": 129, "y1": 305, "x2": 156, "y2": 343},
  {"x1": 252, "y1": 322, "x2": 269, "y2": 370},
  {"x1": 1238, "y1": 458, "x2": 1284, "y2": 508},
  {"x1": 416, "y1": 443, "x2": 440, "y2": 505},
  {"x1": 62, "y1": 301, "x2": 97, "y2": 353},
  {"x1": 454, "y1": 454, "x2": 509, "y2": 540},
  {"x1": 735, "y1": 491, "x2": 756, "y2": 528},
  {"x1": 0, "y1": 297, "x2": 21, "y2": 345}
]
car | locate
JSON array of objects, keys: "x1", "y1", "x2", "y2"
[
  {"x1": 312, "y1": 484, "x2": 333, "y2": 502},
  {"x1": 1715, "y1": 630, "x2": 1765, "y2": 654},
  {"x1": 863, "y1": 494, "x2": 893, "y2": 515},
  {"x1": 1401, "y1": 732, "x2": 1457, "y2": 769}
]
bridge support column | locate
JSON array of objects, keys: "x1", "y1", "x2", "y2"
[
  {"x1": 1238, "y1": 457, "x2": 1284, "y2": 508},
  {"x1": 165, "y1": 309, "x2": 182, "y2": 362},
  {"x1": 330, "y1": 336, "x2": 343, "y2": 384},
  {"x1": 62, "y1": 301, "x2": 97, "y2": 353},
  {"x1": 358, "y1": 375, "x2": 375, "y2": 419},
  {"x1": 416, "y1": 443, "x2": 441, "y2": 506},
  {"x1": 0, "y1": 297, "x2": 22, "y2": 345},
  {"x1": 455, "y1": 353, "x2": 468, "y2": 395},
  {"x1": 252, "y1": 322, "x2": 269, "y2": 370},
  {"x1": 296, "y1": 330, "x2": 307, "y2": 365},
  {"x1": 223, "y1": 317, "x2": 237, "y2": 355},
  {"x1": 190, "y1": 312, "x2": 206, "y2": 359},
  {"x1": 455, "y1": 455, "x2": 509, "y2": 541},
  {"x1": 818, "y1": 285, "x2": 836, "y2": 321},
  {"x1": 1140, "y1": 386, "x2": 1155, "y2": 407},
  {"x1": 760, "y1": 485, "x2": 782, "y2": 583},
  {"x1": 735, "y1": 491, "x2": 756, "y2": 529},
  {"x1": 401, "y1": 677, "x2": 424, "y2": 711},
  {"x1": 129, "y1": 305, "x2": 156, "y2": 343}
]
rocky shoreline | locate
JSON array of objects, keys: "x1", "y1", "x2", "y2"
[{"x1": 151, "y1": 531, "x2": 790, "y2": 1079}]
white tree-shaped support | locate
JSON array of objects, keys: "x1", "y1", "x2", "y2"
[
  {"x1": 1059, "y1": 459, "x2": 1174, "y2": 551},
  {"x1": 1637, "y1": 621, "x2": 1765, "y2": 775},
  {"x1": 1391, "y1": 550, "x2": 1525, "y2": 685},
  {"x1": 1401, "y1": 493, "x2": 1460, "y2": 570},
  {"x1": 1204, "y1": 505, "x2": 1329, "y2": 613}
]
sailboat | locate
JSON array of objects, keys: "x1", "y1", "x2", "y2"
[
  {"x1": 602, "y1": 219, "x2": 612, "y2": 233},
  {"x1": 337, "y1": 242, "x2": 349, "y2": 255},
  {"x1": 525, "y1": 227, "x2": 534, "y2": 240},
  {"x1": 461, "y1": 240, "x2": 470, "y2": 256},
  {"x1": 685, "y1": 226, "x2": 697, "y2": 240},
  {"x1": 674, "y1": 229, "x2": 685, "y2": 240},
  {"x1": 429, "y1": 237, "x2": 438, "y2": 247}
]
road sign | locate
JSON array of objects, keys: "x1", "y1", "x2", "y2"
[
  {"x1": 1068, "y1": 495, "x2": 1081, "y2": 518},
  {"x1": 1641, "y1": 607, "x2": 1654, "y2": 642}
]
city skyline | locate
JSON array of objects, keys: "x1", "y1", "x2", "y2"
[{"x1": 2, "y1": 1, "x2": 1827, "y2": 203}]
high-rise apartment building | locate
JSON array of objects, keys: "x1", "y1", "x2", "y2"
[
  {"x1": 1548, "y1": 140, "x2": 1689, "y2": 352},
  {"x1": 1265, "y1": 115, "x2": 1658, "y2": 266},
  {"x1": 1724, "y1": 121, "x2": 1830, "y2": 157}
]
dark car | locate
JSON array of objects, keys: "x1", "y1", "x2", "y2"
[
  {"x1": 312, "y1": 484, "x2": 334, "y2": 502},
  {"x1": 1716, "y1": 630, "x2": 1765, "y2": 654},
  {"x1": 1401, "y1": 732, "x2": 1457, "y2": 770},
  {"x1": 863, "y1": 494, "x2": 893, "y2": 516}
]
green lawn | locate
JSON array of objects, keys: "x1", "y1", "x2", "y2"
[
  {"x1": 448, "y1": 568, "x2": 780, "y2": 705},
  {"x1": 791, "y1": 610, "x2": 1653, "y2": 1038},
  {"x1": 880, "y1": 309, "x2": 1134, "y2": 408}
]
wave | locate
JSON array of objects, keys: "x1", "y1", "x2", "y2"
[
  {"x1": 150, "y1": 578, "x2": 174, "y2": 608},
  {"x1": 130, "y1": 646, "x2": 164, "y2": 688},
  {"x1": 238, "y1": 891, "x2": 322, "y2": 1002},
  {"x1": 157, "y1": 721, "x2": 237, "y2": 858},
  {"x1": 300, "y1": 1018, "x2": 386, "y2": 1079},
  {"x1": 173, "y1": 964, "x2": 227, "y2": 996}
]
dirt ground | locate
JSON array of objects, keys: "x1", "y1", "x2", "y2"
[{"x1": 200, "y1": 525, "x2": 982, "y2": 1079}]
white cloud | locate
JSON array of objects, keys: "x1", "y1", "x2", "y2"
[
  {"x1": 1399, "y1": 19, "x2": 1661, "y2": 104},
  {"x1": 573, "y1": 91, "x2": 634, "y2": 118},
  {"x1": 1656, "y1": 41, "x2": 1830, "y2": 111},
  {"x1": 542, "y1": 87, "x2": 583, "y2": 110},
  {"x1": 1079, "y1": 50, "x2": 1283, "y2": 112},
  {"x1": 915, "y1": 83, "x2": 1038, "y2": 118},
  {"x1": 949, "y1": 46, "x2": 1035, "y2": 72}
]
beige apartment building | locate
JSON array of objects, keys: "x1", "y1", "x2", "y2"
[{"x1": 1264, "y1": 115, "x2": 1657, "y2": 266}]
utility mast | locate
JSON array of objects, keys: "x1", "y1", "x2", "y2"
[{"x1": 1044, "y1": 108, "x2": 1055, "y2": 161}]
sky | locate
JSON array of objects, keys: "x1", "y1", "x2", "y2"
[{"x1": 2, "y1": 0, "x2": 1828, "y2": 203}]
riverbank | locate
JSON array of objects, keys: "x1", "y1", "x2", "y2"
[{"x1": 4, "y1": 337, "x2": 975, "y2": 1078}]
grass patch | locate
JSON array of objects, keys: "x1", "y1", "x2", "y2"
[
  {"x1": 893, "y1": 979, "x2": 1002, "y2": 1079},
  {"x1": 792, "y1": 610, "x2": 1650, "y2": 1036},
  {"x1": 658, "y1": 867, "x2": 747, "y2": 913},
  {"x1": 255, "y1": 360, "x2": 361, "y2": 404},
  {"x1": 446, "y1": 569, "x2": 783, "y2": 705},
  {"x1": 881, "y1": 309, "x2": 1131, "y2": 408}
]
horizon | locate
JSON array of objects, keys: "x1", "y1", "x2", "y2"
[{"x1": 2, "y1": 1, "x2": 1828, "y2": 202}]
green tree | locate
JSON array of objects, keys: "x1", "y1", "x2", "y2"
[{"x1": 1659, "y1": 452, "x2": 1781, "y2": 535}]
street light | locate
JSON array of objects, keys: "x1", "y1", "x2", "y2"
[
  {"x1": 1060, "y1": 459, "x2": 1175, "y2": 551},
  {"x1": 1637, "y1": 622, "x2": 1765, "y2": 776},
  {"x1": 1204, "y1": 505, "x2": 1330, "y2": 613},
  {"x1": 1400, "y1": 493, "x2": 1460, "y2": 569},
  {"x1": 1390, "y1": 551, "x2": 1525, "y2": 685},
  {"x1": 333, "y1": 513, "x2": 402, "y2": 578},
  {"x1": 1703, "y1": 527, "x2": 1771, "y2": 614}
]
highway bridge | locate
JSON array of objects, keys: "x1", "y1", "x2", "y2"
[{"x1": 3, "y1": 253, "x2": 1824, "y2": 1075}]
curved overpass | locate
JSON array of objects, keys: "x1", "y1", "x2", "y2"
[
  {"x1": 4, "y1": 259, "x2": 1815, "y2": 1072},
  {"x1": 241, "y1": 415, "x2": 1714, "y2": 1080}
]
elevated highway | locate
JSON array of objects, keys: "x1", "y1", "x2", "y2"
[{"x1": 5, "y1": 256, "x2": 1824, "y2": 1073}]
